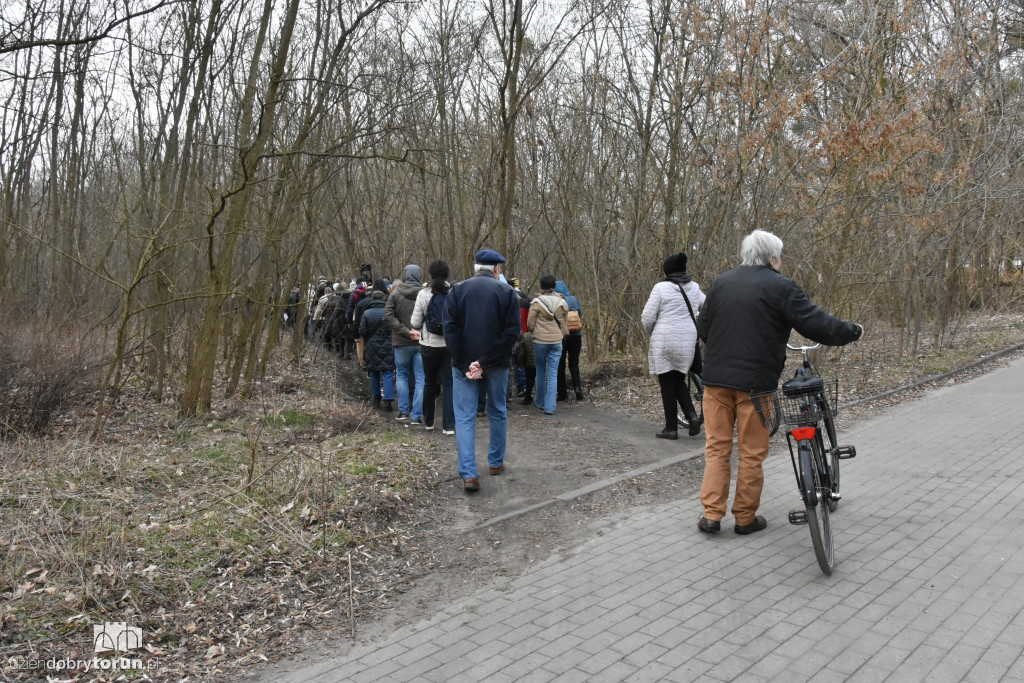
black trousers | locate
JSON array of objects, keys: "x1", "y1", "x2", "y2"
[
  {"x1": 657, "y1": 370, "x2": 697, "y2": 431},
  {"x1": 557, "y1": 334, "x2": 583, "y2": 398}
]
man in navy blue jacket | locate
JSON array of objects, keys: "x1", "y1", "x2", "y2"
[
  {"x1": 696, "y1": 230, "x2": 863, "y2": 535},
  {"x1": 443, "y1": 249, "x2": 521, "y2": 492}
]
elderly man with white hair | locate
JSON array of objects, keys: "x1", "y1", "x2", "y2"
[
  {"x1": 695, "y1": 230, "x2": 864, "y2": 536},
  {"x1": 442, "y1": 249, "x2": 521, "y2": 492}
]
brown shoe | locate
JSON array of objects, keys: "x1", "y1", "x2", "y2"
[
  {"x1": 463, "y1": 478, "x2": 480, "y2": 492},
  {"x1": 489, "y1": 465, "x2": 505, "y2": 475}
]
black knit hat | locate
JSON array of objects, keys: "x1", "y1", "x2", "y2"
[{"x1": 663, "y1": 252, "x2": 687, "y2": 276}]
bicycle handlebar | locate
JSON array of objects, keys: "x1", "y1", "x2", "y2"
[{"x1": 787, "y1": 342, "x2": 821, "y2": 352}]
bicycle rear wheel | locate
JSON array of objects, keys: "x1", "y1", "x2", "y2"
[
  {"x1": 802, "y1": 442, "x2": 834, "y2": 575},
  {"x1": 820, "y1": 408, "x2": 840, "y2": 512}
]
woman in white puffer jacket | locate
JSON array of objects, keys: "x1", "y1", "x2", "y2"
[{"x1": 641, "y1": 252, "x2": 706, "y2": 440}]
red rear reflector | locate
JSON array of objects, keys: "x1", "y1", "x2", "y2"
[{"x1": 791, "y1": 427, "x2": 816, "y2": 440}]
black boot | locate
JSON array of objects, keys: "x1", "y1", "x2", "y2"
[
  {"x1": 373, "y1": 396, "x2": 381, "y2": 408},
  {"x1": 519, "y1": 394, "x2": 533, "y2": 405},
  {"x1": 686, "y1": 413, "x2": 701, "y2": 436},
  {"x1": 383, "y1": 399, "x2": 393, "y2": 412}
]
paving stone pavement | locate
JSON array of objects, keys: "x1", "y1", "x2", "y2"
[{"x1": 271, "y1": 355, "x2": 1024, "y2": 682}]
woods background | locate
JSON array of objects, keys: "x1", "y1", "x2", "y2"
[{"x1": 2, "y1": 0, "x2": 1023, "y2": 420}]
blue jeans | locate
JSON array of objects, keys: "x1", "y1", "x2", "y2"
[
  {"x1": 394, "y1": 345, "x2": 424, "y2": 419},
  {"x1": 369, "y1": 369, "x2": 395, "y2": 400},
  {"x1": 533, "y1": 341, "x2": 562, "y2": 413},
  {"x1": 452, "y1": 366, "x2": 509, "y2": 480}
]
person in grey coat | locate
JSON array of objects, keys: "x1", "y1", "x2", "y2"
[
  {"x1": 642, "y1": 252, "x2": 706, "y2": 440},
  {"x1": 383, "y1": 265, "x2": 426, "y2": 423}
]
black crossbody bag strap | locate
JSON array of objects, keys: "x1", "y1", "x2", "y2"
[{"x1": 676, "y1": 284, "x2": 697, "y2": 324}]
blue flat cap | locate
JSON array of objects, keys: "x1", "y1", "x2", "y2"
[{"x1": 474, "y1": 249, "x2": 506, "y2": 265}]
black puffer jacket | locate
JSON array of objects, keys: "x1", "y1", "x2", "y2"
[
  {"x1": 358, "y1": 299, "x2": 395, "y2": 373},
  {"x1": 697, "y1": 265, "x2": 861, "y2": 392}
]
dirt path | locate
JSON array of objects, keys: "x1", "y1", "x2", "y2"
[{"x1": 249, "y1": 375, "x2": 711, "y2": 681}]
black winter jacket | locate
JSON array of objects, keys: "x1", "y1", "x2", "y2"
[
  {"x1": 358, "y1": 300, "x2": 395, "y2": 373},
  {"x1": 697, "y1": 265, "x2": 861, "y2": 392}
]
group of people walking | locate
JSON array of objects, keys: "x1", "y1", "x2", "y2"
[
  {"x1": 309, "y1": 229, "x2": 864, "y2": 539},
  {"x1": 315, "y1": 251, "x2": 587, "y2": 492}
]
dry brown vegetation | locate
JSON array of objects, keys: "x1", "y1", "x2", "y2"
[{"x1": 0, "y1": 344, "x2": 454, "y2": 681}]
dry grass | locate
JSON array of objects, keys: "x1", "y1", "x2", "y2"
[{"x1": 0, "y1": 348, "x2": 446, "y2": 681}]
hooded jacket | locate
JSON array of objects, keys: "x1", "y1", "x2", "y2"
[
  {"x1": 383, "y1": 265, "x2": 425, "y2": 347},
  {"x1": 697, "y1": 265, "x2": 861, "y2": 392}
]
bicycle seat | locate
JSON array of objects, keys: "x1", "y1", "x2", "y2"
[{"x1": 782, "y1": 373, "x2": 823, "y2": 397}]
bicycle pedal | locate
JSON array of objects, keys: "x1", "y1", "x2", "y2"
[
  {"x1": 788, "y1": 510, "x2": 808, "y2": 525},
  {"x1": 835, "y1": 445, "x2": 857, "y2": 459},
  {"x1": 831, "y1": 492, "x2": 841, "y2": 501}
]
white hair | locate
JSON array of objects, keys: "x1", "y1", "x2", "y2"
[
  {"x1": 474, "y1": 264, "x2": 496, "y2": 274},
  {"x1": 740, "y1": 229, "x2": 784, "y2": 267}
]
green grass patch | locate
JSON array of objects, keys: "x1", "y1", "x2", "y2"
[{"x1": 269, "y1": 408, "x2": 317, "y2": 427}]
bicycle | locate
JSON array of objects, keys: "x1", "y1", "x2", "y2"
[
  {"x1": 677, "y1": 371, "x2": 704, "y2": 431},
  {"x1": 750, "y1": 343, "x2": 856, "y2": 575}
]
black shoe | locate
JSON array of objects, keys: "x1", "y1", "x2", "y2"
[
  {"x1": 656, "y1": 429, "x2": 678, "y2": 440},
  {"x1": 698, "y1": 516, "x2": 721, "y2": 534},
  {"x1": 575, "y1": 389, "x2": 584, "y2": 401},
  {"x1": 735, "y1": 516, "x2": 768, "y2": 535},
  {"x1": 686, "y1": 414, "x2": 701, "y2": 437},
  {"x1": 383, "y1": 400, "x2": 393, "y2": 412},
  {"x1": 372, "y1": 396, "x2": 381, "y2": 408},
  {"x1": 557, "y1": 394, "x2": 567, "y2": 402},
  {"x1": 519, "y1": 395, "x2": 533, "y2": 405}
]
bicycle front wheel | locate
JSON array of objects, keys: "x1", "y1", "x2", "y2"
[
  {"x1": 678, "y1": 372, "x2": 704, "y2": 429},
  {"x1": 802, "y1": 441, "x2": 834, "y2": 575}
]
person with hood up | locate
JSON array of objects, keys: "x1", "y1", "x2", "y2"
[
  {"x1": 554, "y1": 280, "x2": 584, "y2": 401},
  {"x1": 642, "y1": 252, "x2": 706, "y2": 440},
  {"x1": 358, "y1": 281, "x2": 396, "y2": 411},
  {"x1": 383, "y1": 264, "x2": 426, "y2": 424}
]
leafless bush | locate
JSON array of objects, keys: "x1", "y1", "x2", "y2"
[{"x1": 0, "y1": 315, "x2": 104, "y2": 437}]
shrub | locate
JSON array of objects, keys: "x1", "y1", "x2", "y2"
[{"x1": 0, "y1": 315, "x2": 103, "y2": 437}]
